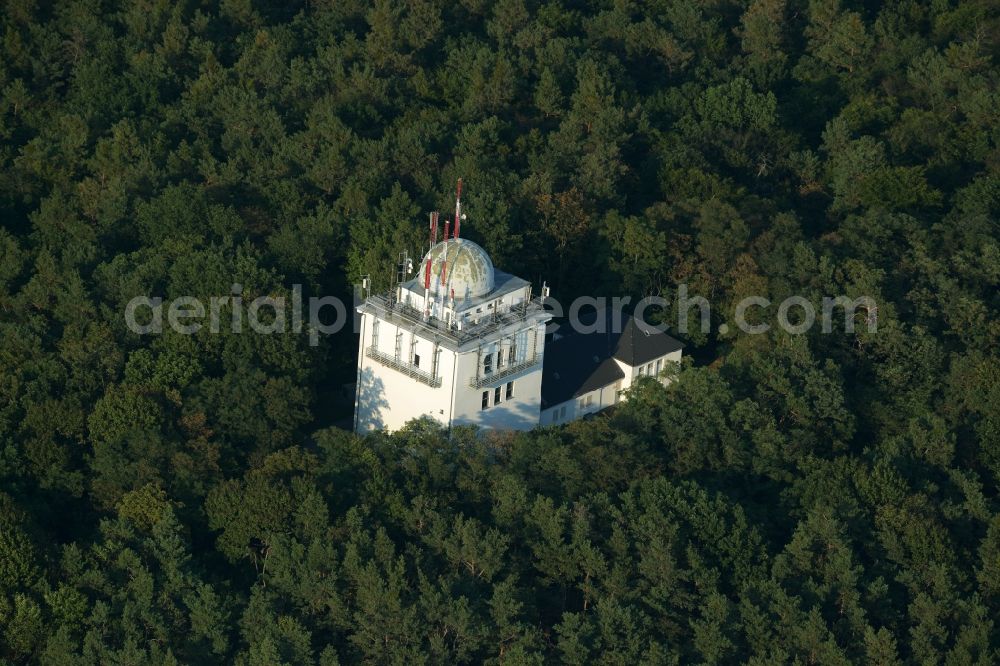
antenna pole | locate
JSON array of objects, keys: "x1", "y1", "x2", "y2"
[
  {"x1": 454, "y1": 177, "x2": 463, "y2": 239},
  {"x1": 440, "y1": 216, "x2": 449, "y2": 288},
  {"x1": 425, "y1": 213, "x2": 437, "y2": 319}
]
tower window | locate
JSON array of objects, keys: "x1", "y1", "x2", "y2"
[
  {"x1": 481, "y1": 391, "x2": 489, "y2": 409},
  {"x1": 413, "y1": 353, "x2": 420, "y2": 367},
  {"x1": 484, "y1": 353, "x2": 493, "y2": 375},
  {"x1": 509, "y1": 342, "x2": 517, "y2": 365},
  {"x1": 506, "y1": 381, "x2": 513, "y2": 399},
  {"x1": 494, "y1": 386, "x2": 501, "y2": 405}
]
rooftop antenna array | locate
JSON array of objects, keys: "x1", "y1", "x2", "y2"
[{"x1": 406, "y1": 178, "x2": 470, "y2": 325}]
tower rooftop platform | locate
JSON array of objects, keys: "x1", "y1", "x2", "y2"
[{"x1": 358, "y1": 286, "x2": 550, "y2": 352}]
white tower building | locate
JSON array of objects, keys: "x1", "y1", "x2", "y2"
[
  {"x1": 354, "y1": 231, "x2": 552, "y2": 433},
  {"x1": 353, "y1": 182, "x2": 684, "y2": 434}
]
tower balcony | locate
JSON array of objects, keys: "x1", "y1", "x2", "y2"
[
  {"x1": 365, "y1": 347, "x2": 442, "y2": 388},
  {"x1": 468, "y1": 355, "x2": 540, "y2": 389}
]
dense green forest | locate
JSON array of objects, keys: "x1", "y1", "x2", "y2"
[{"x1": 1, "y1": 0, "x2": 999, "y2": 662}]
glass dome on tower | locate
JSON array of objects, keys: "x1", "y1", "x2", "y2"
[{"x1": 422, "y1": 238, "x2": 495, "y2": 301}]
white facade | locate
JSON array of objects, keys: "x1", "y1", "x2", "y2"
[
  {"x1": 616, "y1": 349, "x2": 684, "y2": 391},
  {"x1": 540, "y1": 381, "x2": 621, "y2": 426}
]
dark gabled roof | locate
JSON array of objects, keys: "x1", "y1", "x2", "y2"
[
  {"x1": 614, "y1": 315, "x2": 685, "y2": 366},
  {"x1": 541, "y1": 329, "x2": 624, "y2": 408},
  {"x1": 540, "y1": 308, "x2": 684, "y2": 408}
]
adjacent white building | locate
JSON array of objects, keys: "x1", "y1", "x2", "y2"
[
  {"x1": 353, "y1": 199, "x2": 684, "y2": 434},
  {"x1": 539, "y1": 312, "x2": 684, "y2": 425}
]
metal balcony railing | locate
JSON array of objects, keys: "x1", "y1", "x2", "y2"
[
  {"x1": 363, "y1": 294, "x2": 548, "y2": 346},
  {"x1": 469, "y1": 355, "x2": 539, "y2": 388},
  {"x1": 366, "y1": 347, "x2": 442, "y2": 388}
]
